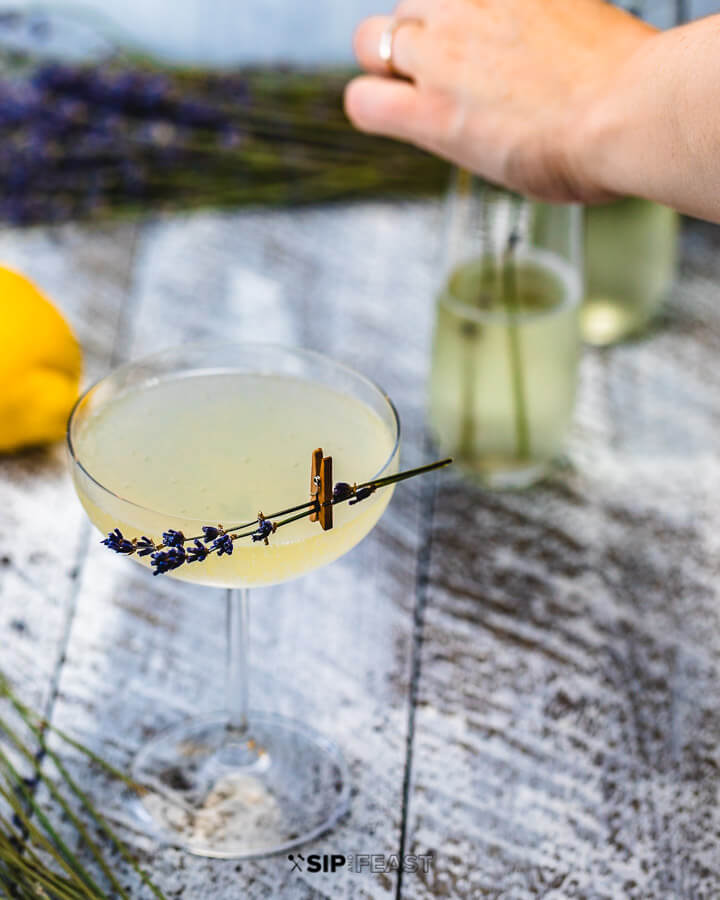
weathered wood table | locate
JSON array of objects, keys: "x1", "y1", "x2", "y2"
[{"x1": 1, "y1": 205, "x2": 720, "y2": 898}]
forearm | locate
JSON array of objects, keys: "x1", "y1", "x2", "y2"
[{"x1": 576, "y1": 14, "x2": 720, "y2": 221}]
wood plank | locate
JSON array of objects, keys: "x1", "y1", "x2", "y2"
[
  {"x1": 0, "y1": 223, "x2": 138, "y2": 716},
  {"x1": 402, "y1": 220, "x2": 720, "y2": 898},
  {"x1": 47, "y1": 203, "x2": 443, "y2": 897}
]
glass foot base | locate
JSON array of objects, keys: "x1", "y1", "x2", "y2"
[{"x1": 131, "y1": 712, "x2": 350, "y2": 858}]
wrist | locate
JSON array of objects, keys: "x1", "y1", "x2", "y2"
[{"x1": 562, "y1": 27, "x2": 663, "y2": 204}]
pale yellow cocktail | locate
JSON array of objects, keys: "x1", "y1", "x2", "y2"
[{"x1": 71, "y1": 370, "x2": 397, "y2": 587}]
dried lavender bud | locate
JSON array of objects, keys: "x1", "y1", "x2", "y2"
[
  {"x1": 135, "y1": 536, "x2": 156, "y2": 557},
  {"x1": 332, "y1": 482, "x2": 353, "y2": 503},
  {"x1": 349, "y1": 486, "x2": 375, "y2": 506},
  {"x1": 162, "y1": 529, "x2": 185, "y2": 547},
  {"x1": 101, "y1": 528, "x2": 135, "y2": 554},
  {"x1": 202, "y1": 525, "x2": 223, "y2": 543},
  {"x1": 213, "y1": 534, "x2": 234, "y2": 557},
  {"x1": 186, "y1": 540, "x2": 209, "y2": 564},
  {"x1": 251, "y1": 520, "x2": 274, "y2": 543},
  {"x1": 151, "y1": 546, "x2": 186, "y2": 575}
]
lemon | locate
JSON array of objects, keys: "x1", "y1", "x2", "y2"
[{"x1": 0, "y1": 267, "x2": 82, "y2": 452}]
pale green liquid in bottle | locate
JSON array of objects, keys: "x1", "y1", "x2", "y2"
[
  {"x1": 428, "y1": 248, "x2": 581, "y2": 489},
  {"x1": 583, "y1": 198, "x2": 678, "y2": 345}
]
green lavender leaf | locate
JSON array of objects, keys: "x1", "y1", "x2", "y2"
[
  {"x1": 0, "y1": 718, "x2": 130, "y2": 898},
  {"x1": 0, "y1": 674, "x2": 168, "y2": 899}
]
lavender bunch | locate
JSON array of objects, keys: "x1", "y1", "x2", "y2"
[
  {"x1": 0, "y1": 674, "x2": 167, "y2": 899},
  {"x1": 0, "y1": 57, "x2": 449, "y2": 225},
  {"x1": 102, "y1": 458, "x2": 452, "y2": 576}
]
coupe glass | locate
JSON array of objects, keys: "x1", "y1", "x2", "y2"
[{"x1": 66, "y1": 343, "x2": 400, "y2": 858}]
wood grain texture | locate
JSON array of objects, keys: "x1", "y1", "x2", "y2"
[
  {"x1": 0, "y1": 224, "x2": 138, "y2": 720},
  {"x1": 403, "y1": 220, "x2": 720, "y2": 899}
]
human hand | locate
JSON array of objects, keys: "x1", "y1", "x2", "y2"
[{"x1": 345, "y1": 0, "x2": 657, "y2": 204}]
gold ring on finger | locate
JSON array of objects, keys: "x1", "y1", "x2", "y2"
[{"x1": 378, "y1": 17, "x2": 423, "y2": 76}]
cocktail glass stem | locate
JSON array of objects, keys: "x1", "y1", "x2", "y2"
[
  {"x1": 226, "y1": 588, "x2": 250, "y2": 735},
  {"x1": 218, "y1": 588, "x2": 262, "y2": 768}
]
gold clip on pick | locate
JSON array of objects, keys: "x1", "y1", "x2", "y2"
[{"x1": 309, "y1": 447, "x2": 333, "y2": 531}]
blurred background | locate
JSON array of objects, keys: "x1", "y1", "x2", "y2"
[
  {"x1": 5, "y1": 0, "x2": 716, "y2": 65},
  {"x1": 6, "y1": 0, "x2": 386, "y2": 64}
]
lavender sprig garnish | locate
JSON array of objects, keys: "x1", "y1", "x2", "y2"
[{"x1": 101, "y1": 458, "x2": 452, "y2": 576}]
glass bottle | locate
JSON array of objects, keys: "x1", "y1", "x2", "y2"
[
  {"x1": 581, "y1": 0, "x2": 681, "y2": 345},
  {"x1": 428, "y1": 173, "x2": 583, "y2": 489}
]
